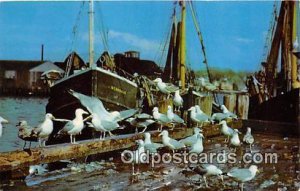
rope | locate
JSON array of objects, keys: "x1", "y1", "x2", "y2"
[{"x1": 188, "y1": 1, "x2": 219, "y2": 104}]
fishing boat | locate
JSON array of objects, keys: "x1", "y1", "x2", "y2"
[{"x1": 247, "y1": 1, "x2": 300, "y2": 128}]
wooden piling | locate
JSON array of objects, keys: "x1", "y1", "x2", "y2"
[
  {"x1": 237, "y1": 94, "x2": 249, "y2": 119},
  {"x1": 195, "y1": 95, "x2": 213, "y2": 116},
  {"x1": 223, "y1": 94, "x2": 237, "y2": 113}
]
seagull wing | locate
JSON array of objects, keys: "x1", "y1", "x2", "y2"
[
  {"x1": 165, "y1": 83, "x2": 179, "y2": 93},
  {"x1": 227, "y1": 168, "x2": 252, "y2": 182},
  {"x1": 117, "y1": 109, "x2": 138, "y2": 122},
  {"x1": 173, "y1": 114, "x2": 185, "y2": 124},
  {"x1": 180, "y1": 135, "x2": 197, "y2": 146},
  {"x1": 101, "y1": 119, "x2": 119, "y2": 131},
  {"x1": 169, "y1": 138, "x2": 185, "y2": 149},
  {"x1": 58, "y1": 121, "x2": 74, "y2": 134},
  {"x1": 69, "y1": 90, "x2": 110, "y2": 118}
]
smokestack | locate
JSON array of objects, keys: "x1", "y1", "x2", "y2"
[{"x1": 41, "y1": 44, "x2": 44, "y2": 62}]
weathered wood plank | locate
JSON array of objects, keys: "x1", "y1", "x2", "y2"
[
  {"x1": 195, "y1": 95, "x2": 213, "y2": 116},
  {"x1": 0, "y1": 120, "x2": 242, "y2": 174},
  {"x1": 223, "y1": 94, "x2": 236, "y2": 113},
  {"x1": 237, "y1": 95, "x2": 249, "y2": 119}
]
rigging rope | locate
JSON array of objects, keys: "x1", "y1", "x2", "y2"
[
  {"x1": 68, "y1": 1, "x2": 86, "y2": 54},
  {"x1": 95, "y1": 3, "x2": 110, "y2": 53},
  {"x1": 188, "y1": 1, "x2": 219, "y2": 104}
]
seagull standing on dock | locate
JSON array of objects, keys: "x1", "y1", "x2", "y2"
[
  {"x1": 221, "y1": 105, "x2": 238, "y2": 119},
  {"x1": 16, "y1": 120, "x2": 37, "y2": 149},
  {"x1": 152, "y1": 107, "x2": 171, "y2": 131},
  {"x1": 173, "y1": 90, "x2": 183, "y2": 111},
  {"x1": 188, "y1": 106, "x2": 210, "y2": 127},
  {"x1": 153, "y1": 78, "x2": 178, "y2": 97},
  {"x1": 195, "y1": 105, "x2": 212, "y2": 122},
  {"x1": 180, "y1": 127, "x2": 202, "y2": 146},
  {"x1": 226, "y1": 165, "x2": 259, "y2": 191},
  {"x1": 230, "y1": 129, "x2": 241, "y2": 152},
  {"x1": 143, "y1": 132, "x2": 164, "y2": 154},
  {"x1": 167, "y1": 105, "x2": 185, "y2": 126},
  {"x1": 243, "y1": 127, "x2": 254, "y2": 153},
  {"x1": 0, "y1": 116, "x2": 8, "y2": 137},
  {"x1": 32, "y1": 113, "x2": 55, "y2": 147},
  {"x1": 125, "y1": 113, "x2": 155, "y2": 133},
  {"x1": 189, "y1": 164, "x2": 224, "y2": 187},
  {"x1": 122, "y1": 139, "x2": 147, "y2": 175},
  {"x1": 189, "y1": 133, "x2": 204, "y2": 154},
  {"x1": 159, "y1": 130, "x2": 185, "y2": 153},
  {"x1": 57, "y1": 108, "x2": 88, "y2": 144},
  {"x1": 219, "y1": 120, "x2": 234, "y2": 143}
]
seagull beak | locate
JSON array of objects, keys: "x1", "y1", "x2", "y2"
[
  {"x1": 2, "y1": 119, "x2": 9, "y2": 124},
  {"x1": 158, "y1": 132, "x2": 162, "y2": 137}
]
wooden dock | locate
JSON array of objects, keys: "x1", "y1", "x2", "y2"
[{"x1": 0, "y1": 120, "x2": 242, "y2": 179}]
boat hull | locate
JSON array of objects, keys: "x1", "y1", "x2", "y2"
[
  {"x1": 248, "y1": 88, "x2": 299, "y2": 126},
  {"x1": 46, "y1": 68, "x2": 138, "y2": 144}
]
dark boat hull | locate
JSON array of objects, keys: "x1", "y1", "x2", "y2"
[
  {"x1": 248, "y1": 88, "x2": 299, "y2": 126},
  {"x1": 46, "y1": 68, "x2": 138, "y2": 144}
]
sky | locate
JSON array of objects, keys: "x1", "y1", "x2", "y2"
[{"x1": 0, "y1": 1, "x2": 277, "y2": 72}]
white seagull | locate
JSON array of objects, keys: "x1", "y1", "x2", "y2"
[
  {"x1": 226, "y1": 165, "x2": 259, "y2": 191},
  {"x1": 152, "y1": 107, "x2": 171, "y2": 131},
  {"x1": 32, "y1": 113, "x2": 55, "y2": 147},
  {"x1": 195, "y1": 105, "x2": 212, "y2": 122},
  {"x1": 230, "y1": 129, "x2": 241, "y2": 152},
  {"x1": 173, "y1": 90, "x2": 183, "y2": 110},
  {"x1": 219, "y1": 120, "x2": 234, "y2": 143},
  {"x1": 243, "y1": 127, "x2": 254, "y2": 153},
  {"x1": 167, "y1": 105, "x2": 185, "y2": 125},
  {"x1": 189, "y1": 133, "x2": 204, "y2": 154},
  {"x1": 57, "y1": 108, "x2": 88, "y2": 144},
  {"x1": 143, "y1": 132, "x2": 164, "y2": 154},
  {"x1": 221, "y1": 105, "x2": 238, "y2": 119},
  {"x1": 180, "y1": 127, "x2": 202, "y2": 146},
  {"x1": 159, "y1": 130, "x2": 185, "y2": 153},
  {"x1": 153, "y1": 78, "x2": 178, "y2": 97},
  {"x1": 0, "y1": 116, "x2": 8, "y2": 137},
  {"x1": 188, "y1": 106, "x2": 210, "y2": 127}
]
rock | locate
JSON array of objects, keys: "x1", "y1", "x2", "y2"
[{"x1": 259, "y1": 180, "x2": 275, "y2": 189}]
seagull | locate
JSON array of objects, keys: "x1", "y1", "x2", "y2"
[
  {"x1": 159, "y1": 130, "x2": 185, "y2": 153},
  {"x1": 32, "y1": 113, "x2": 55, "y2": 147},
  {"x1": 153, "y1": 78, "x2": 178, "y2": 97},
  {"x1": 16, "y1": 120, "x2": 38, "y2": 149},
  {"x1": 243, "y1": 127, "x2": 254, "y2": 153},
  {"x1": 230, "y1": 129, "x2": 241, "y2": 152},
  {"x1": 122, "y1": 139, "x2": 148, "y2": 175},
  {"x1": 69, "y1": 90, "x2": 138, "y2": 137},
  {"x1": 189, "y1": 133, "x2": 204, "y2": 154},
  {"x1": 167, "y1": 105, "x2": 185, "y2": 126},
  {"x1": 293, "y1": 36, "x2": 299, "y2": 50},
  {"x1": 29, "y1": 164, "x2": 48, "y2": 176},
  {"x1": 189, "y1": 164, "x2": 224, "y2": 187},
  {"x1": 57, "y1": 108, "x2": 88, "y2": 144},
  {"x1": 126, "y1": 117, "x2": 155, "y2": 133},
  {"x1": 195, "y1": 105, "x2": 212, "y2": 121},
  {"x1": 211, "y1": 112, "x2": 229, "y2": 123},
  {"x1": 198, "y1": 77, "x2": 217, "y2": 91},
  {"x1": 173, "y1": 90, "x2": 183, "y2": 111},
  {"x1": 0, "y1": 116, "x2": 8, "y2": 137},
  {"x1": 219, "y1": 120, "x2": 234, "y2": 143},
  {"x1": 152, "y1": 107, "x2": 171, "y2": 131},
  {"x1": 188, "y1": 106, "x2": 210, "y2": 127},
  {"x1": 180, "y1": 127, "x2": 202, "y2": 146},
  {"x1": 221, "y1": 105, "x2": 238, "y2": 119},
  {"x1": 143, "y1": 132, "x2": 164, "y2": 154},
  {"x1": 226, "y1": 165, "x2": 259, "y2": 191}
]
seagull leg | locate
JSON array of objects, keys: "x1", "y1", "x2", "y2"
[
  {"x1": 132, "y1": 163, "x2": 135, "y2": 176},
  {"x1": 23, "y1": 141, "x2": 27, "y2": 149},
  {"x1": 141, "y1": 126, "x2": 147, "y2": 133},
  {"x1": 70, "y1": 135, "x2": 73, "y2": 144},
  {"x1": 240, "y1": 183, "x2": 244, "y2": 191},
  {"x1": 250, "y1": 144, "x2": 252, "y2": 153},
  {"x1": 108, "y1": 131, "x2": 115, "y2": 137},
  {"x1": 203, "y1": 176, "x2": 208, "y2": 187}
]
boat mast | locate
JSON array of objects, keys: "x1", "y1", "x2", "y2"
[
  {"x1": 291, "y1": 1, "x2": 300, "y2": 89},
  {"x1": 179, "y1": 0, "x2": 186, "y2": 90},
  {"x1": 89, "y1": 0, "x2": 95, "y2": 67}
]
